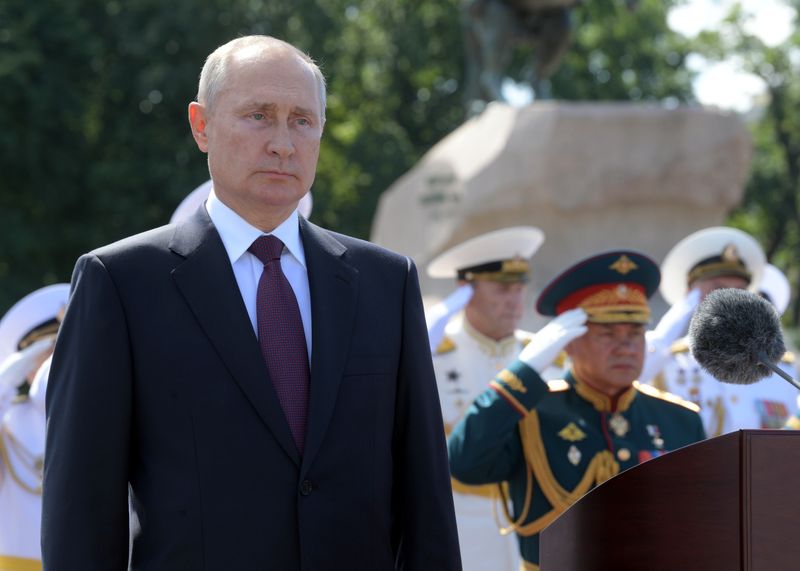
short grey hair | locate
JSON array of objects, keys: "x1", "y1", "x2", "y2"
[{"x1": 197, "y1": 35, "x2": 327, "y2": 122}]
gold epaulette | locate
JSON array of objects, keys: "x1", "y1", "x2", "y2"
[
  {"x1": 634, "y1": 381, "x2": 700, "y2": 412},
  {"x1": 669, "y1": 339, "x2": 690, "y2": 354},
  {"x1": 546, "y1": 379, "x2": 570, "y2": 392},
  {"x1": 782, "y1": 351, "x2": 796, "y2": 364},
  {"x1": 436, "y1": 336, "x2": 456, "y2": 355}
]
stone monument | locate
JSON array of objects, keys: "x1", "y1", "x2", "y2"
[{"x1": 370, "y1": 101, "x2": 751, "y2": 330}]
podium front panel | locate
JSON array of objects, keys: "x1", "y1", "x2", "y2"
[{"x1": 541, "y1": 433, "x2": 742, "y2": 570}]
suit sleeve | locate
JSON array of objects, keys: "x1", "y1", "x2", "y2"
[
  {"x1": 392, "y1": 259, "x2": 462, "y2": 571},
  {"x1": 42, "y1": 254, "x2": 132, "y2": 570},
  {"x1": 448, "y1": 360, "x2": 550, "y2": 485}
]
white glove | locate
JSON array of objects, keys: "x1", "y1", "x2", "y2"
[
  {"x1": 426, "y1": 284, "x2": 474, "y2": 353},
  {"x1": 518, "y1": 309, "x2": 588, "y2": 374},
  {"x1": 649, "y1": 288, "x2": 700, "y2": 346},
  {"x1": 639, "y1": 288, "x2": 700, "y2": 382},
  {"x1": 0, "y1": 337, "x2": 55, "y2": 410},
  {"x1": 28, "y1": 354, "x2": 53, "y2": 413}
]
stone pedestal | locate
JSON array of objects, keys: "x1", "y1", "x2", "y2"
[{"x1": 370, "y1": 101, "x2": 752, "y2": 329}]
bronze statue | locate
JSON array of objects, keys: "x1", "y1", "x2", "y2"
[{"x1": 462, "y1": 0, "x2": 578, "y2": 108}]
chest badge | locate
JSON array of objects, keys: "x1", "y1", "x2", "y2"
[
  {"x1": 646, "y1": 424, "x2": 664, "y2": 450},
  {"x1": 756, "y1": 400, "x2": 790, "y2": 429},
  {"x1": 567, "y1": 445, "x2": 582, "y2": 466},
  {"x1": 558, "y1": 422, "x2": 587, "y2": 442},
  {"x1": 609, "y1": 413, "x2": 630, "y2": 437}
]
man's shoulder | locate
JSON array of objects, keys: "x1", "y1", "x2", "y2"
[
  {"x1": 634, "y1": 382, "x2": 701, "y2": 417},
  {"x1": 312, "y1": 225, "x2": 410, "y2": 269},
  {"x1": 90, "y1": 224, "x2": 177, "y2": 261}
]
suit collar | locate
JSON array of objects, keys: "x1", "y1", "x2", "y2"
[
  {"x1": 169, "y1": 208, "x2": 302, "y2": 466},
  {"x1": 168, "y1": 212, "x2": 360, "y2": 471},
  {"x1": 298, "y1": 218, "x2": 358, "y2": 473}
]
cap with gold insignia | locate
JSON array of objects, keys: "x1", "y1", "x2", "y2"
[
  {"x1": 759, "y1": 263, "x2": 791, "y2": 316},
  {"x1": 0, "y1": 284, "x2": 70, "y2": 365},
  {"x1": 660, "y1": 226, "x2": 765, "y2": 305},
  {"x1": 426, "y1": 226, "x2": 544, "y2": 283},
  {"x1": 536, "y1": 251, "x2": 660, "y2": 324}
]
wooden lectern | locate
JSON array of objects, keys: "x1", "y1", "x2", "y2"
[{"x1": 539, "y1": 430, "x2": 800, "y2": 570}]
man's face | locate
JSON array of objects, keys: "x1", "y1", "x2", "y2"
[
  {"x1": 567, "y1": 322, "x2": 645, "y2": 396},
  {"x1": 189, "y1": 46, "x2": 323, "y2": 226},
  {"x1": 464, "y1": 280, "x2": 526, "y2": 340},
  {"x1": 691, "y1": 275, "x2": 749, "y2": 301}
]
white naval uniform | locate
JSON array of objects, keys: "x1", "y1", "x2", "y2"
[
  {"x1": 647, "y1": 337, "x2": 797, "y2": 437},
  {"x1": 0, "y1": 392, "x2": 45, "y2": 570},
  {"x1": 433, "y1": 314, "x2": 531, "y2": 571}
]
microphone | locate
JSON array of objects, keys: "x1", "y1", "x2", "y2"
[{"x1": 688, "y1": 288, "x2": 800, "y2": 390}]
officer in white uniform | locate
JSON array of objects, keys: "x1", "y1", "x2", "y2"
[
  {"x1": 640, "y1": 227, "x2": 797, "y2": 436},
  {"x1": 0, "y1": 284, "x2": 69, "y2": 571},
  {"x1": 426, "y1": 226, "x2": 544, "y2": 571}
]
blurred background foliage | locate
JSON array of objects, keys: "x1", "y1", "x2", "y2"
[{"x1": 1, "y1": 0, "x2": 798, "y2": 331}]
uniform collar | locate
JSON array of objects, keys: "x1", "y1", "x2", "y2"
[
  {"x1": 569, "y1": 370, "x2": 637, "y2": 413},
  {"x1": 206, "y1": 190, "x2": 306, "y2": 268},
  {"x1": 462, "y1": 316, "x2": 520, "y2": 357}
]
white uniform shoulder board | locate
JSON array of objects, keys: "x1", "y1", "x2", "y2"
[
  {"x1": 634, "y1": 381, "x2": 700, "y2": 412},
  {"x1": 669, "y1": 339, "x2": 691, "y2": 354}
]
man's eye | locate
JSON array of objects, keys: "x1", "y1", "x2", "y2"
[
  {"x1": 251, "y1": 113, "x2": 265, "y2": 120},
  {"x1": 295, "y1": 117, "x2": 310, "y2": 126}
]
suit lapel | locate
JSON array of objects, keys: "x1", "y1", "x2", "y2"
[
  {"x1": 299, "y1": 219, "x2": 358, "y2": 473},
  {"x1": 169, "y1": 209, "x2": 301, "y2": 467}
]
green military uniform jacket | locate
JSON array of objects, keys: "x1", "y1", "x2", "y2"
[{"x1": 448, "y1": 359, "x2": 706, "y2": 570}]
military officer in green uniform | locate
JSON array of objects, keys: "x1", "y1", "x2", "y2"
[{"x1": 448, "y1": 250, "x2": 706, "y2": 570}]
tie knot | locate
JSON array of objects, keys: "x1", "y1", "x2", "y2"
[{"x1": 249, "y1": 235, "x2": 284, "y2": 264}]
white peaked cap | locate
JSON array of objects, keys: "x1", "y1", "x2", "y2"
[
  {"x1": 427, "y1": 226, "x2": 545, "y2": 279},
  {"x1": 660, "y1": 226, "x2": 766, "y2": 305},
  {"x1": 170, "y1": 180, "x2": 313, "y2": 224},
  {"x1": 0, "y1": 284, "x2": 70, "y2": 365},
  {"x1": 759, "y1": 264, "x2": 791, "y2": 316}
]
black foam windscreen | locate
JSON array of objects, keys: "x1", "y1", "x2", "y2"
[{"x1": 689, "y1": 288, "x2": 786, "y2": 385}]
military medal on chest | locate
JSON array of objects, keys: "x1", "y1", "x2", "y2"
[
  {"x1": 608, "y1": 412, "x2": 630, "y2": 437},
  {"x1": 646, "y1": 424, "x2": 664, "y2": 450},
  {"x1": 567, "y1": 445, "x2": 582, "y2": 466},
  {"x1": 559, "y1": 422, "x2": 587, "y2": 466}
]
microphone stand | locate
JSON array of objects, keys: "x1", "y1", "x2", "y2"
[{"x1": 758, "y1": 351, "x2": 800, "y2": 391}]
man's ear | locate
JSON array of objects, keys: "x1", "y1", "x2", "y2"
[{"x1": 188, "y1": 102, "x2": 209, "y2": 152}]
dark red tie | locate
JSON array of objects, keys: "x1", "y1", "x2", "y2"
[{"x1": 248, "y1": 235, "x2": 310, "y2": 454}]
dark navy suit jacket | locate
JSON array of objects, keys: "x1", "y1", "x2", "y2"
[{"x1": 43, "y1": 209, "x2": 461, "y2": 570}]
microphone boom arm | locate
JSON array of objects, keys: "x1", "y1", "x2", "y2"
[{"x1": 757, "y1": 351, "x2": 800, "y2": 391}]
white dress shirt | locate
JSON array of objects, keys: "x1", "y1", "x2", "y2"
[{"x1": 205, "y1": 190, "x2": 312, "y2": 360}]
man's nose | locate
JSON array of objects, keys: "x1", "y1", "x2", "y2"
[
  {"x1": 613, "y1": 338, "x2": 638, "y2": 355},
  {"x1": 267, "y1": 122, "x2": 295, "y2": 159}
]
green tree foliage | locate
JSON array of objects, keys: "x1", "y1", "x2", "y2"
[
  {"x1": 691, "y1": 2, "x2": 800, "y2": 326},
  {"x1": 0, "y1": 0, "x2": 692, "y2": 314},
  {"x1": 551, "y1": 0, "x2": 695, "y2": 102}
]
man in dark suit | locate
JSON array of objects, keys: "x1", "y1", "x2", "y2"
[{"x1": 42, "y1": 35, "x2": 461, "y2": 571}]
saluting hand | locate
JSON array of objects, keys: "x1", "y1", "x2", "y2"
[{"x1": 518, "y1": 308, "x2": 588, "y2": 374}]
